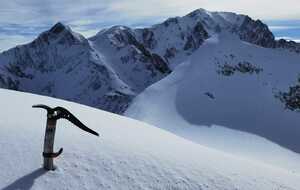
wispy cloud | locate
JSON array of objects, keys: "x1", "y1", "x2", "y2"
[
  {"x1": 266, "y1": 20, "x2": 300, "y2": 43},
  {"x1": 275, "y1": 37, "x2": 300, "y2": 43},
  {"x1": 1, "y1": 1, "x2": 300, "y2": 26},
  {"x1": 269, "y1": 26, "x2": 300, "y2": 31},
  {"x1": 0, "y1": 1, "x2": 300, "y2": 52},
  {"x1": 0, "y1": 34, "x2": 32, "y2": 52}
]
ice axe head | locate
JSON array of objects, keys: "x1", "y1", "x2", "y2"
[{"x1": 32, "y1": 104, "x2": 99, "y2": 136}]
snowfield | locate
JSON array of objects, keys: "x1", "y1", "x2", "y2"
[
  {"x1": 126, "y1": 33, "x2": 300, "y2": 172},
  {"x1": 0, "y1": 89, "x2": 299, "y2": 189}
]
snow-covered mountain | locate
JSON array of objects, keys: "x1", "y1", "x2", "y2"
[
  {"x1": 0, "y1": 23, "x2": 170, "y2": 113},
  {"x1": 126, "y1": 32, "x2": 300, "y2": 158},
  {"x1": 1, "y1": 9, "x2": 299, "y2": 114},
  {"x1": 134, "y1": 8, "x2": 300, "y2": 68},
  {"x1": 1, "y1": 89, "x2": 300, "y2": 190}
]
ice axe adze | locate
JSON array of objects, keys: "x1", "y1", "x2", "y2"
[{"x1": 32, "y1": 104, "x2": 99, "y2": 170}]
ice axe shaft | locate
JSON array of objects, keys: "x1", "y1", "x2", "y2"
[{"x1": 43, "y1": 118, "x2": 61, "y2": 170}]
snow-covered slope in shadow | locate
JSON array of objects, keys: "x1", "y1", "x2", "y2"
[
  {"x1": 125, "y1": 33, "x2": 300, "y2": 170},
  {"x1": 0, "y1": 89, "x2": 300, "y2": 189}
]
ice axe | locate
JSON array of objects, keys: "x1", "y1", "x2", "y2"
[{"x1": 32, "y1": 104, "x2": 99, "y2": 170}]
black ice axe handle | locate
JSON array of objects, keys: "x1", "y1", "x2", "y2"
[{"x1": 32, "y1": 104, "x2": 99, "y2": 136}]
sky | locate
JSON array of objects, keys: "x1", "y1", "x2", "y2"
[{"x1": 0, "y1": 0, "x2": 299, "y2": 52}]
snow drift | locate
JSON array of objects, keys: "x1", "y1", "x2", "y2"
[{"x1": 0, "y1": 89, "x2": 299, "y2": 189}]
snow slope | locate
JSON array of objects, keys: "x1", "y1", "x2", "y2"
[
  {"x1": 0, "y1": 89, "x2": 300, "y2": 189},
  {"x1": 126, "y1": 33, "x2": 300, "y2": 169}
]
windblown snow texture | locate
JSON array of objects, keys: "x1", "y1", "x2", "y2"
[{"x1": 0, "y1": 89, "x2": 300, "y2": 190}]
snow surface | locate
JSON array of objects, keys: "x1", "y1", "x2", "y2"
[
  {"x1": 126, "y1": 33, "x2": 300, "y2": 171},
  {"x1": 0, "y1": 89, "x2": 300, "y2": 189}
]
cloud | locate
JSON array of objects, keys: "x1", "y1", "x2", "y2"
[
  {"x1": 0, "y1": 34, "x2": 32, "y2": 52},
  {"x1": 1, "y1": 0, "x2": 300, "y2": 25},
  {"x1": 0, "y1": 0, "x2": 300, "y2": 51},
  {"x1": 269, "y1": 26, "x2": 300, "y2": 31},
  {"x1": 267, "y1": 20, "x2": 300, "y2": 41},
  {"x1": 275, "y1": 37, "x2": 300, "y2": 43}
]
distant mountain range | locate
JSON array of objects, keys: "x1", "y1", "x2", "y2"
[{"x1": 0, "y1": 8, "x2": 299, "y2": 113}]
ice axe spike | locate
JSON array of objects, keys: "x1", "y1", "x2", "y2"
[{"x1": 33, "y1": 104, "x2": 99, "y2": 170}]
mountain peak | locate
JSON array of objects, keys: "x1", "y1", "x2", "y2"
[
  {"x1": 95, "y1": 25, "x2": 132, "y2": 37},
  {"x1": 191, "y1": 8, "x2": 209, "y2": 14},
  {"x1": 186, "y1": 8, "x2": 211, "y2": 18},
  {"x1": 49, "y1": 22, "x2": 70, "y2": 34},
  {"x1": 35, "y1": 22, "x2": 86, "y2": 45},
  {"x1": 39, "y1": 22, "x2": 73, "y2": 39}
]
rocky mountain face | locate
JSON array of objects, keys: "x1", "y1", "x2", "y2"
[
  {"x1": 0, "y1": 9, "x2": 299, "y2": 113},
  {"x1": 237, "y1": 15, "x2": 300, "y2": 52},
  {"x1": 0, "y1": 23, "x2": 170, "y2": 113}
]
